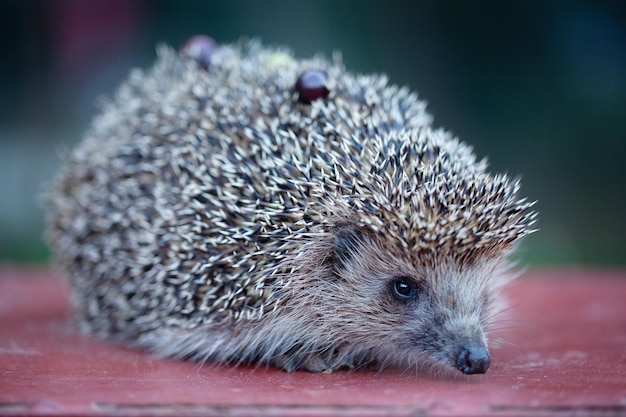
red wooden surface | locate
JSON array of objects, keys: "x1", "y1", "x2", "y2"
[{"x1": 0, "y1": 266, "x2": 625, "y2": 416}]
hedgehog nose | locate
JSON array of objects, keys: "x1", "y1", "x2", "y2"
[{"x1": 456, "y1": 343, "x2": 491, "y2": 374}]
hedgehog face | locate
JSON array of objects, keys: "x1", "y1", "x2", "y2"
[
  {"x1": 314, "y1": 225, "x2": 500, "y2": 374},
  {"x1": 392, "y1": 263, "x2": 495, "y2": 375}
]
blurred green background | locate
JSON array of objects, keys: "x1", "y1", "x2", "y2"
[{"x1": 1, "y1": 0, "x2": 624, "y2": 265}]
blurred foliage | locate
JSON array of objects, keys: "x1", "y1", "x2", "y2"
[{"x1": 0, "y1": 0, "x2": 624, "y2": 265}]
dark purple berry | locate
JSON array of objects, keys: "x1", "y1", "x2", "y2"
[
  {"x1": 180, "y1": 35, "x2": 217, "y2": 69},
  {"x1": 295, "y1": 70, "x2": 330, "y2": 104}
]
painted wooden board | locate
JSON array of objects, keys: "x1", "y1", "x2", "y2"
[{"x1": 1, "y1": 267, "x2": 624, "y2": 416}]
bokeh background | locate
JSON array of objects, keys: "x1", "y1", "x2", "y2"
[{"x1": 1, "y1": 0, "x2": 624, "y2": 265}]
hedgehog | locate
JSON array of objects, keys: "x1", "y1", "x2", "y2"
[{"x1": 46, "y1": 35, "x2": 536, "y2": 375}]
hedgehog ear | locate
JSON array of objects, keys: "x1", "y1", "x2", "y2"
[{"x1": 333, "y1": 224, "x2": 362, "y2": 269}]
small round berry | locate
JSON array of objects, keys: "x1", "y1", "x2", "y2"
[
  {"x1": 295, "y1": 70, "x2": 330, "y2": 104},
  {"x1": 180, "y1": 35, "x2": 217, "y2": 69}
]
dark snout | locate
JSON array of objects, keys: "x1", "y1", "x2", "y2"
[{"x1": 456, "y1": 342, "x2": 491, "y2": 374}]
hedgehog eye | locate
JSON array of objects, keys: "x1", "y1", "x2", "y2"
[{"x1": 391, "y1": 276, "x2": 421, "y2": 301}]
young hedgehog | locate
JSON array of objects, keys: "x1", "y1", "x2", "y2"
[{"x1": 46, "y1": 35, "x2": 536, "y2": 375}]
